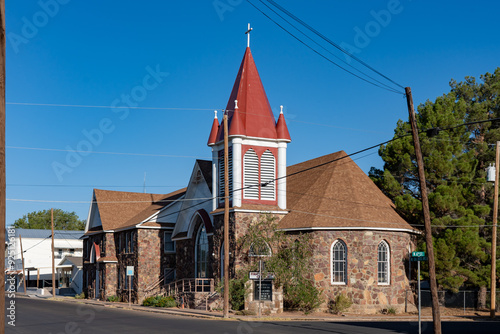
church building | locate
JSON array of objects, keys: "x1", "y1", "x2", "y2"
[{"x1": 82, "y1": 44, "x2": 418, "y2": 314}]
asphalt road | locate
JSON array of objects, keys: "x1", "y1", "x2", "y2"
[{"x1": 4, "y1": 297, "x2": 500, "y2": 334}]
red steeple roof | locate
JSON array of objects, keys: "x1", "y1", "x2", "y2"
[
  {"x1": 207, "y1": 111, "x2": 219, "y2": 146},
  {"x1": 215, "y1": 47, "x2": 278, "y2": 142},
  {"x1": 276, "y1": 106, "x2": 291, "y2": 141}
]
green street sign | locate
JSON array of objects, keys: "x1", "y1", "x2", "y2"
[
  {"x1": 412, "y1": 251, "x2": 425, "y2": 257},
  {"x1": 410, "y1": 256, "x2": 428, "y2": 262}
]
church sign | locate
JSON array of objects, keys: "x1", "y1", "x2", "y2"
[{"x1": 254, "y1": 280, "x2": 273, "y2": 301}]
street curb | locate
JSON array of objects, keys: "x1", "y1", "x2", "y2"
[{"x1": 19, "y1": 294, "x2": 500, "y2": 322}]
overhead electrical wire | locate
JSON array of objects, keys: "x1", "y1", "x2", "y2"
[
  {"x1": 260, "y1": 0, "x2": 406, "y2": 91},
  {"x1": 246, "y1": 0, "x2": 404, "y2": 95},
  {"x1": 253, "y1": 0, "x2": 401, "y2": 94}
]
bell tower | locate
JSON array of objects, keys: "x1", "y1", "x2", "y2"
[{"x1": 207, "y1": 46, "x2": 291, "y2": 211}]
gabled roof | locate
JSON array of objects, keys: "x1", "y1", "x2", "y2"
[
  {"x1": 58, "y1": 255, "x2": 83, "y2": 267},
  {"x1": 196, "y1": 159, "x2": 213, "y2": 193},
  {"x1": 215, "y1": 47, "x2": 279, "y2": 142},
  {"x1": 88, "y1": 188, "x2": 186, "y2": 233},
  {"x1": 279, "y1": 151, "x2": 417, "y2": 232}
]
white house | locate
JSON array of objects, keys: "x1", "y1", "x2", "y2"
[{"x1": 5, "y1": 228, "x2": 84, "y2": 294}]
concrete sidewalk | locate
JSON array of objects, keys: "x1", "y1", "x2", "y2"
[{"x1": 17, "y1": 292, "x2": 499, "y2": 322}]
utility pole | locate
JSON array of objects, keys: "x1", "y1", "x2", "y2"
[
  {"x1": 405, "y1": 87, "x2": 442, "y2": 334},
  {"x1": 223, "y1": 112, "x2": 230, "y2": 319},
  {"x1": 20, "y1": 235, "x2": 27, "y2": 294},
  {"x1": 0, "y1": 0, "x2": 6, "y2": 329},
  {"x1": 51, "y1": 208, "x2": 56, "y2": 297},
  {"x1": 491, "y1": 142, "x2": 499, "y2": 318}
]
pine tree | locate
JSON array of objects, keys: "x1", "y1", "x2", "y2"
[{"x1": 370, "y1": 68, "x2": 500, "y2": 293}]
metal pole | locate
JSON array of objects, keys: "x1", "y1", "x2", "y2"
[
  {"x1": 223, "y1": 112, "x2": 230, "y2": 319},
  {"x1": 418, "y1": 260, "x2": 421, "y2": 334},
  {"x1": 491, "y1": 141, "x2": 499, "y2": 318},
  {"x1": 406, "y1": 87, "x2": 441, "y2": 334},
  {"x1": 463, "y1": 291, "x2": 466, "y2": 315},
  {"x1": 20, "y1": 235, "x2": 26, "y2": 294},
  {"x1": 129, "y1": 275, "x2": 131, "y2": 308},
  {"x1": 51, "y1": 208, "x2": 55, "y2": 297},
  {"x1": 259, "y1": 259, "x2": 262, "y2": 318}
]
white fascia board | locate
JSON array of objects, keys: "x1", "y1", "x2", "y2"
[
  {"x1": 137, "y1": 226, "x2": 175, "y2": 230},
  {"x1": 212, "y1": 208, "x2": 289, "y2": 216},
  {"x1": 83, "y1": 230, "x2": 113, "y2": 236},
  {"x1": 84, "y1": 194, "x2": 94, "y2": 233},
  {"x1": 279, "y1": 226, "x2": 422, "y2": 235}
]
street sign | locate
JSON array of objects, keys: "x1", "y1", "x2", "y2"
[
  {"x1": 127, "y1": 266, "x2": 134, "y2": 276},
  {"x1": 410, "y1": 256, "x2": 428, "y2": 262},
  {"x1": 412, "y1": 251, "x2": 425, "y2": 257},
  {"x1": 249, "y1": 272, "x2": 275, "y2": 280}
]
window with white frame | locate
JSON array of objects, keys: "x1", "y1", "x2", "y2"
[
  {"x1": 331, "y1": 240, "x2": 347, "y2": 284},
  {"x1": 243, "y1": 149, "x2": 259, "y2": 199},
  {"x1": 249, "y1": 242, "x2": 272, "y2": 257},
  {"x1": 378, "y1": 241, "x2": 390, "y2": 284},
  {"x1": 164, "y1": 231, "x2": 175, "y2": 253}
]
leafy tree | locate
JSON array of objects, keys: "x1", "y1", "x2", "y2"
[
  {"x1": 13, "y1": 209, "x2": 85, "y2": 230},
  {"x1": 370, "y1": 68, "x2": 500, "y2": 294},
  {"x1": 239, "y1": 214, "x2": 323, "y2": 313}
]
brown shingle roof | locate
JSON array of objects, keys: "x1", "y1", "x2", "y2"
[
  {"x1": 92, "y1": 188, "x2": 186, "y2": 231},
  {"x1": 279, "y1": 151, "x2": 417, "y2": 232}
]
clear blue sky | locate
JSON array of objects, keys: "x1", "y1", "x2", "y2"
[{"x1": 5, "y1": 1, "x2": 500, "y2": 226}]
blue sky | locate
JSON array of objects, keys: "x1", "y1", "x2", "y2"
[{"x1": 5, "y1": 1, "x2": 500, "y2": 226}]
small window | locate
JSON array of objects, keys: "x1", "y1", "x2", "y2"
[
  {"x1": 164, "y1": 231, "x2": 175, "y2": 253},
  {"x1": 378, "y1": 241, "x2": 390, "y2": 284},
  {"x1": 129, "y1": 231, "x2": 134, "y2": 253},
  {"x1": 331, "y1": 240, "x2": 347, "y2": 284},
  {"x1": 56, "y1": 249, "x2": 62, "y2": 259},
  {"x1": 249, "y1": 242, "x2": 272, "y2": 257},
  {"x1": 126, "y1": 232, "x2": 131, "y2": 253},
  {"x1": 164, "y1": 268, "x2": 176, "y2": 284}
]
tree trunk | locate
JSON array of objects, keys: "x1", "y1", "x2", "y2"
[{"x1": 478, "y1": 286, "x2": 487, "y2": 310}]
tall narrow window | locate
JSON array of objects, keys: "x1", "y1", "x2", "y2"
[
  {"x1": 331, "y1": 240, "x2": 347, "y2": 284},
  {"x1": 164, "y1": 231, "x2": 175, "y2": 253},
  {"x1": 243, "y1": 149, "x2": 259, "y2": 199},
  {"x1": 195, "y1": 225, "x2": 209, "y2": 278},
  {"x1": 218, "y1": 148, "x2": 233, "y2": 203},
  {"x1": 260, "y1": 150, "x2": 275, "y2": 200},
  {"x1": 378, "y1": 241, "x2": 390, "y2": 284}
]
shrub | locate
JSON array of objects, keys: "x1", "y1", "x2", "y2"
[
  {"x1": 107, "y1": 295, "x2": 120, "y2": 302},
  {"x1": 328, "y1": 294, "x2": 352, "y2": 314},
  {"x1": 284, "y1": 279, "x2": 323, "y2": 314},
  {"x1": 381, "y1": 307, "x2": 397, "y2": 315},
  {"x1": 142, "y1": 295, "x2": 177, "y2": 308},
  {"x1": 74, "y1": 292, "x2": 86, "y2": 299},
  {"x1": 229, "y1": 274, "x2": 248, "y2": 311}
]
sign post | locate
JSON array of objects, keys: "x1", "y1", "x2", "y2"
[
  {"x1": 127, "y1": 266, "x2": 134, "y2": 308},
  {"x1": 411, "y1": 251, "x2": 427, "y2": 334}
]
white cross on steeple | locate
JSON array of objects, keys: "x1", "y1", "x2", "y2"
[{"x1": 245, "y1": 23, "x2": 253, "y2": 48}]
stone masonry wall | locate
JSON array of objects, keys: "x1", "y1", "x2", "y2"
[
  {"x1": 137, "y1": 229, "x2": 161, "y2": 303},
  {"x1": 310, "y1": 230, "x2": 417, "y2": 314}
]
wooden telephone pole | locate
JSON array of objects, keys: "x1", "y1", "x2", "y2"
[
  {"x1": 405, "y1": 87, "x2": 442, "y2": 334},
  {"x1": 223, "y1": 112, "x2": 230, "y2": 319},
  {"x1": 0, "y1": 0, "x2": 6, "y2": 329},
  {"x1": 51, "y1": 208, "x2": 56, "y2": 297},
  {"x1": 491, "y1": 142, "x2": 499, "y2": 318}
]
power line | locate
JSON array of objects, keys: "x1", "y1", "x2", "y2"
[
  {"x1": 6, "y1": 146, "x2": 211, "y2": 159},
  {"x1": 253, "y1": 0, "x2": 402, "y2": 94},
  {"x1": 261, "y1": 0, "x2": 405, "y2": 90},
  {"x1": 6, "y1": 102, "x2": 216, "y2": 111},
  {"x1": 247, "y1": 0, "x2": 404, "y2": 95}
]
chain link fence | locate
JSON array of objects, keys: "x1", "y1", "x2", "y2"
[{"x1": 417, "y1": 290, "x2": 500, "y2": 313}]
